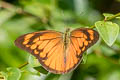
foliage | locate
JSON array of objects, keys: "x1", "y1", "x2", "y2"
[{"x1": 0, "y1": 0, "x2": 120, "y2": 80}]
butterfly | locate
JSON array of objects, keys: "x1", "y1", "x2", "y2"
[{"x1": 15, "y1": 28, "x2": 99, "y2": 74}]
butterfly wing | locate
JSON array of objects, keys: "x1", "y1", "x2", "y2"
[
  {"x1": 15, "y1": 28, "x2": 99, "y2": 74},
  {"x1": 15, "y1": 30, "x2": 65, "y2": 74},
  {"x1": 65, "y1": 28, "x2": 99, "y2": 73}
]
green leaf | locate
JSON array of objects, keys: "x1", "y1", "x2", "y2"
[
  {"x1": 0, "y1": 10, "x2": 15, "y2": 26},
  {"x1": 28, "y1": 55, "x2": 41, "y2": 67},
  {"x1": 58, "y1": 72, "x2": 73, "y2": 80},
  {"x1": 103, "y1": 13, "x2": 114, "y2": 18},
  {"x1": 0, "y1": 72, "x2": 6, "y2": 80},
  {"x1": 95, "y1": 21, "x2": 119, "y2": 46},
  {"x1": 34, "y1": 66, "x2": 48, "y2": 74},
  {"x1": 45, "y1": 73, "x2": 61, "y2": 80},
  {"x1": 20, "y1": 68, "x2": 42, "y2": 80},
  {"x1": 6, "y1": 67, "x2": 21, "y2": 80},
  {"x1": 116, "y1": 16, "x2": 120, "y2": 19},
  {"x1": 45, "y1": 72, "x2": 73, "y2": 80},
  {"x1": 23, "y1": 2, "x2": 51, "y2": 18},
  {"x1": 19, "y1": 64, "x2": 43, "y2": 80},
  {"x1": 100, "y1": 45, "x2": 116, "y2": 56}
]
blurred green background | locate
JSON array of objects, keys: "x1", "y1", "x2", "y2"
[{"x1": 0, "y1": 0, "x2": 120, "y2": 80}]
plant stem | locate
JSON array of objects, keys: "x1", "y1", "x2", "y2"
[
  {"x1": 18, "y1": 62, "x2": 29, "y2": 69},
  {"x1": 90, "y1": 25, "x2": 95, "y2": 28},
  {"x1": 90, "y1": 12, "x2": 120, "y2": 28},
  {"x1": 107, "y1": 12, "x2": 120, "y2": 21}
]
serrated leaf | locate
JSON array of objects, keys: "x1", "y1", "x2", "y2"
[
  {"x1": 103, "y1": 13, "x2": 114, "y2": 18},
  {"x1": 6, "y1": 67, "x2": 21, "y2": 80},
  {"x1": 34, "y1": 66, "x2": 48, "y2": 74},
  {"x1": 95, "y1": 21, "x2": 119, "y2": 46},
  {"x1": 28, "y1": 55, "x2": 41, "y2": 67}
]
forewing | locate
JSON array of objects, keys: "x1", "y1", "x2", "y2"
[
  {"x1": 15, "y1": 30, "x2": 65, "y2": 74},
  {"x1": 65, "y1": 28, "x2": 99, "y2": 73}
]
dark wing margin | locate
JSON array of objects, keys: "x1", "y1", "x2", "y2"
[
  {"x1": 14, "y1": 30, "x2": 65, "y2": 74},
  {"x1": 14, "y1": 30, "x2": 62, "y2": 54},
  {"x1": 64, "y1": 28, "x2": 99, "y2": 73}
]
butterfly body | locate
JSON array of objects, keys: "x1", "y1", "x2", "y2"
[{"x1": 15, "y1": 28, "x2": 99, "y2": 74}]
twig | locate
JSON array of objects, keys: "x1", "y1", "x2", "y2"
[
  {"x1": 0, "y1": 1, "x2": 23, "y2": 13},
  {"x1": 18, "y1": 62, "x2": 29, "y2": 69},
  {"x1": 90, "y1": 12, "x2": 120, "y2": 28},
  {"x1": 107, "y1": 12, "x2": 120, "y2": 21}
]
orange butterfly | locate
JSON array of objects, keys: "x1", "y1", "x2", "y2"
[{"x1": 15, "y1": 28, "x2": 99, "y2": 74}]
